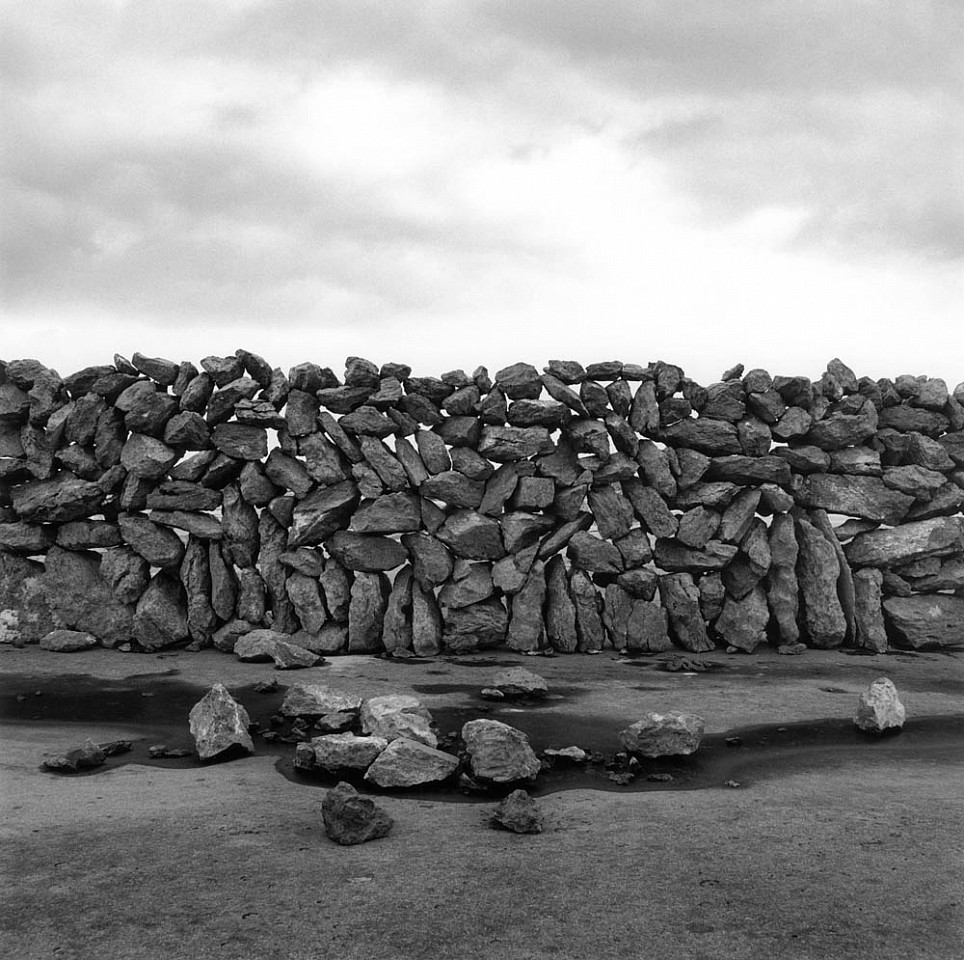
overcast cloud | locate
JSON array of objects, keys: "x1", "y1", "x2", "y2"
[{"x1": 1, "y1": 1, "x2": 962, "y2": 384}]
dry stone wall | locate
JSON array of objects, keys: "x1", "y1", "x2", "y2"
[{"x1": 3, "y1": 351, "x2": 964, "y2": 657}]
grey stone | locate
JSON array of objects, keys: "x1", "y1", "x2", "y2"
[
  {"x1": 843, "y1": 517, "x2": 964, "y2": 567},
  {"x1": 287, "y1": 481, "x2": 360, "y2": 547},
  {"x1": 133, "y1": 573, "x2": 189, "y2": 651},
  {"x1": 795, "y1": 519, "x2": 846, "y2": 648},
  {"x1": 715, "y1": 585, "x2": 770, "y2": 653},
  {"x1": 659, "y1": 573, "x2": 713, "y2": 653},
  {"x1": 39, "y1": 629, "x2": 98, "y2": 652},
  {"x1": 360, "y1": 694, "x2": 436, "y2": 747},
  {"x1": 441, "y1": 597, "x2": 508, "y2": 652},
  {"x1": 326, "y1": 531, "x2": 408, "y2": 572},
  {"x1": 364, "y1": 738, "x2": 459, "y2": 788},
  {"x1": 462, "y1": 719, "x2": 541, "y2": 783},
  {"x1": 348, "y1": 572, "x2": 389, "y2": 652},
  {"x1": 618, "y1": 712, "x2": 704, "y2": 757},
  {"x1": 188, "y1": 683, "x2": 254, "y2": 761},
  {"x1": 854, "y1": 678, "x2": 905, "y2": 733},
  {"x1": 298, "y1": 733, "x2": 387, "y2": 773},
  {"x1": 853, "y1": 568, "x2": 888, "y2": 653},
  {"x1": 490, "y1": 667, "x2": 549, "y2": 698},
  {"x1": 882, "y1": 595, "x2": 964, "y2": 649},
  {"x1": 322, "y1": 782, "x2": 394, "y2": 845},
  {"x1": 492, "y1": 789, "x2": 544, "y2": 834}
]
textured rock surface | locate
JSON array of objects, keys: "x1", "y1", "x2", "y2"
[
  {"x1": 490, "y1": 667, "x2": 549, "y2": 698},
  {"x1": 39, "y1": 629, "x2": 98, "y2": 652},
  {"x1": 462, "y1": 719, "x2": 541, "y2": 783},
  {"x1": 188, "y1": 683, "x2": 254, "y2": 761},
  {"x1": 321, "y1": 781, "x2": 394, "y2": 845},
  {"x1": 492, "y1": 789, "x2": 544, "y2": 834},
  {"x1": 882, "y1": 595, "x2": 964, "y2": 649},
  {"x1": 281, "y1": 683, "x2": 362, "y2": 717},
  {"x1": 364, "y1": 737, "x2": 459, "y2": 788},
  {"x1": 360, "y1": 694, "x2": 437, "y2": 747},
  {"x1": 297, "y1": 733, "x2": 387, "y2": 773},
  {"x1": 618, "y1": 711, "x2": 705, "y2": 757},
  {"x1": 854, "y1": 678, "x2": 905, "y2": 733}
]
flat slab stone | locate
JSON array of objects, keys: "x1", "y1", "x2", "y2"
[
  {"x1": 364, "y1": 737, "x2": 460, "y2": 788},
  {"x1": 39, "y1": 629, "x2": 98, "y2": 652},
  {"x1": 489, "y1": 667, "x2": 549, "y2": 698},
  {"x1": 281, "y1": 683, "x2": 362, "y2": 717},
  {"x1": 882, "y1": 595, "x2": 964, "y2": 649}
]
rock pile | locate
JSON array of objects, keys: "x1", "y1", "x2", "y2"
[{"x1": 4, "y1": 352, "x2": 964, "y2": 657}]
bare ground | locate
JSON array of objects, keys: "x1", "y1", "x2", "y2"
[{"x1": 2, "y1": 644, "x2": 963, "y2": 960}]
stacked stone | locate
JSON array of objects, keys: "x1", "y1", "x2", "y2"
[{"x1": 2, "y1": 351, "x2": 963, "y2": 655}]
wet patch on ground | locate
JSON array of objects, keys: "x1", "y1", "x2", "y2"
[{"x1": 5, "y1": 670, "x2": 963, "y2": 802}]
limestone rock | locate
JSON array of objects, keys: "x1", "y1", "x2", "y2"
[
  {"x1": 326, "y1": 531, "x2": 407, "y2": 572},
  {"x1": 795, "y1": 518, "x2": 846, "y2": 648},
  {"x1": 794, "y1": 475, "x2": 913, "y2": 525},
  {"x1": 287, "y1": 481, "x2": 360, "y2": 548},
  {"x1": 659, "y1": 418, "x2": 742, "y2": 455},
  {"x1": 478, "y1": 425, "x2": 553, "y2": 462},
  {"x1": 348, "y1": 571, "x2": 389, "y2": 653},
  {"x1": 364, "y1": 738, "x2": 459, "y2": 788},
  {"x1": 506, "y1": 561, "x2": 547, "y2": 652},
  {"x1": 360, "y1": 694, "x2": 437, "y2": 748},
  {"x1": 436, "y1": 510, "x2": 505, "y2": 560},
  {"x1": 10, "y1": 474, "x2": 108, "y2": 523},
  {"x1": 441, "y1": 597, "x2": 508, "y2": 651},
  {"x1": 567, "y1": 532, "x2": 623, "y2": 574},
  {"x1": 715, "y1": 585, "x2": 770, "y2": 653},
  {"x1": 492, "y1": 789, "x2": 544, "y2": 834},
  {"x1": 653, "y1": 540, "x2": 738, "y2": 572},
  {"x1": 234, "y1": 630, "x2": 323, "y2": 669},
  {"x1": 618, "y1": 711, "x2": 704, "y2": 757},
  {"x1": 188, "y1": 683, "x2": 254, "y2": 761},
  {"x1": 298, "y1": 733, "x2": 388, "y2": 773},
  {"x1": 854, "y1": 678, "x2": 905, "y2": 733},
  {"x1": 40, "y1": 547, "x2": 134, "y2": 647},
  {"x1": 42, "y1": 739, "x2": 107, "y2": 773},
  {"x1": 490, "y1": 667, "x2": 549, "y2": 698},
  {"x1": 133, "y1": 574, "x2": 189, "y2": 651},
  {"x1": 659, "y1": 573, "x2": 713, "y2": 653},
  {"x1": 401, "y1": 532, "x2": 453, "y2": 587},
  {"x1": 322, "y1": 782, "x2": 394, "y2": 845},
  {"x1": 411, "y1": 580, "x2": 443, "y2": 656},
  {"x1": 570, "y1": 569, "x2": 605, "y2": 652},
  {"x1": 118, "y1": 512, "x2": 185, "y2": 569},
  {"x1": 766, "y1": 514, "x2": 800, "y2": 645},
  {"x1": 462, "y1": 719, "x2": 541, "y2": 783},
  {"x1": 843, "y1": 517, "x2": 964, "y2": 568},
  {"x1": 281, "y1": 683, "x2": 362, "y2": 717},
  {"x1": 39, "y1": 629, "x2": 98, "y2": 652},
  {"x1": 882, "y1": 595, "x2": 964, "y2": 649},
  {"x1": 544, "y1": 554, "x2": 578, "y2": 653}
]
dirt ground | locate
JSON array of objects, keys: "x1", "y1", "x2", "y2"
[{"x1": 2, "y1": 643, "x2": 963, "y2": 960}]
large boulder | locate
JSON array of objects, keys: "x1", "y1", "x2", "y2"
[
  {"x1": 854, "y1": 678, "x2": 905, "y2": 734},
  {"x1": 321, "y1": 782, "x2": 394, "y2": 845},
  {"x1": 281, "y1": 683, "x2": 362, "y2": 718},
  {"x1": 360, "y1": 695, "x2": 437, "y2": 748},
  {"x1": 234, "y1": 630, "x2": 323, "y2": 669},
  {"x1": 882, "y1": 595, "x2": 964, "y2": 649},
  {"x1": 843, "y1": 517, "x2": 964, "y2": 568},
  {"x1": 364, "y1": 738, "x2": 460, "y2": 788},
  {"x1": 40, "y1": 547, "x2": 134, "y2": 648},
  {"x1": 188, "y1": 683, "x2": 254, "y2": 761},
  {"x1": 133, "y1": 574, "x2": 189, "y2": 651},
  {"x1": 618, "y1": 711, "x2": 705, "y2": 757},
  {"x1": 296, "y1": 733, "x2": 387, "y2": 774},
  {"x1": 461, "y1": 719, "x2": 541, "y2": 784}
]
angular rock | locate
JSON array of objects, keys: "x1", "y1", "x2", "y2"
[
  {"x1": 854, "y1": 678, "x2": 905, "y2": 733},
  {"x1": 505, "y1": 561, "x2": 546, "y2": 653},
  {"x1": 659, "y1": 573, "x2": 713, "y2": 653},
  {"x1": 411, "y1": 579, "x2": 443, "y2": 657},
  {"x1": 437, "y1": 510, "x2": 505, "y2": 560},
  {"x1": 492, "y1": 789, "x2": 544, "y2": 834},
  {"x1": 120, "y1": 433, "x2": 178, "y2": 480},
  {"x1": 150, "y1": 510, "x2": 222, "y2": 540},
  {"x1": 39, "y1": 629, "x2": 98, "y2": 652},
  {"x1": 618, "y1": 712, "x2": 704, "y2": 757},
  {"x1": 322, "y1": 782, "x2": 394, "y2": 845},
  {"x1": 795, "y1": 518, "x2": 846, "y2": 648},
  {"x1": 659, "y1": 418, "x2": 742, "y2": 455},
  {"x1": 843, "y1": 517, "x2": 964, "y2": 567},
  {"x1": 715, "y1": 585, "x2": 770, "y2": 652},
  {"x1": 491, "y1": 667, "x2": 549, "y2": 698},
  {"x1": 622, "y1": 479, "x2": 678, "y2": 538},
  {"x1": 360, "y1": 694, "x2": 436, "y2": 747},
  {"x1": 326, "y1": 531, "x2": 408, "y2": 572},
  {"x1": 40, "y1": 547, "x2": 134, "y2": 647},
  {"x1": 348, "y1": 571, "x2": 389, "y2": 653},
  {"x1": 364, "y1": 738, "x2": 459, "y2": 788},
  {"x1": 441, "y1": 596, "x2": 508, "y2": 652},
  {"x1": 462, "y1": 719, "x2": 541, "y2": 783},
  {"x1": 544, "y1": 554, "x2": 578, "y2": 653},
  {"x1": 676, "y1": 507, "x2": 721, "y2": 549},
  {"x1": 570, "y1": 569, "x2": 605, "y2": 651},
  {"x1": 882, "y1": 595, "x2": 964, "y2": 649},
  {"x1": 282, "y1": 683, "x2": 362, "y2": 718},
  {"x1": 188, "y1": 683, "x2": 254, "y2": 761},
  {"x1": 478, "y1": 425, "x2": 552, "y2": 462},
  {"x1": 438, "y1": 563, "x2": 494, "y2": 609},
  {"x1": 653, "y1": 540, "x2": 738, "y2": 572},
  {"x1": 853, "y1": 568, "x2": 888, "y2": 653},
  {"x1": 705, "y1": 455, "x2": 791, "y2": 486},
  {"x1": 299, "y1": 733, "x2": 387, "y2": 773},
  {"x1": 287, "y1": 481, "x2": 360, "y2": 548},
  {"x1": 41, "y1": 739, "x2": 108, "y2": 773},
  {"x1": 567, "y1": 532, "x2": 623, "y2": 574},
  {"x1": 133, "y1": 573, "x2": 189, "y2": 651},
  {"x1": 10, "y1": 474, "x2": 108, "y2": 523},
  {"x1": 603, "y1": 585, "x2": 672, "y2": 653},
  {"x1": 794, "y1": 474, "x2": 913, "y2": 525},
  {"x1": 766, "y1": 514, "x2": 800, "y2": 644}
]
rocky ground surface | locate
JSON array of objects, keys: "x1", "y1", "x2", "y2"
[{"x1": 1, "y1": 643, "x2": 963, "y2": 960}]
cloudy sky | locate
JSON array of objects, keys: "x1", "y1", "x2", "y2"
[{"x1": 2, "y1": 0, "x2": 962, "y2": 388}]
